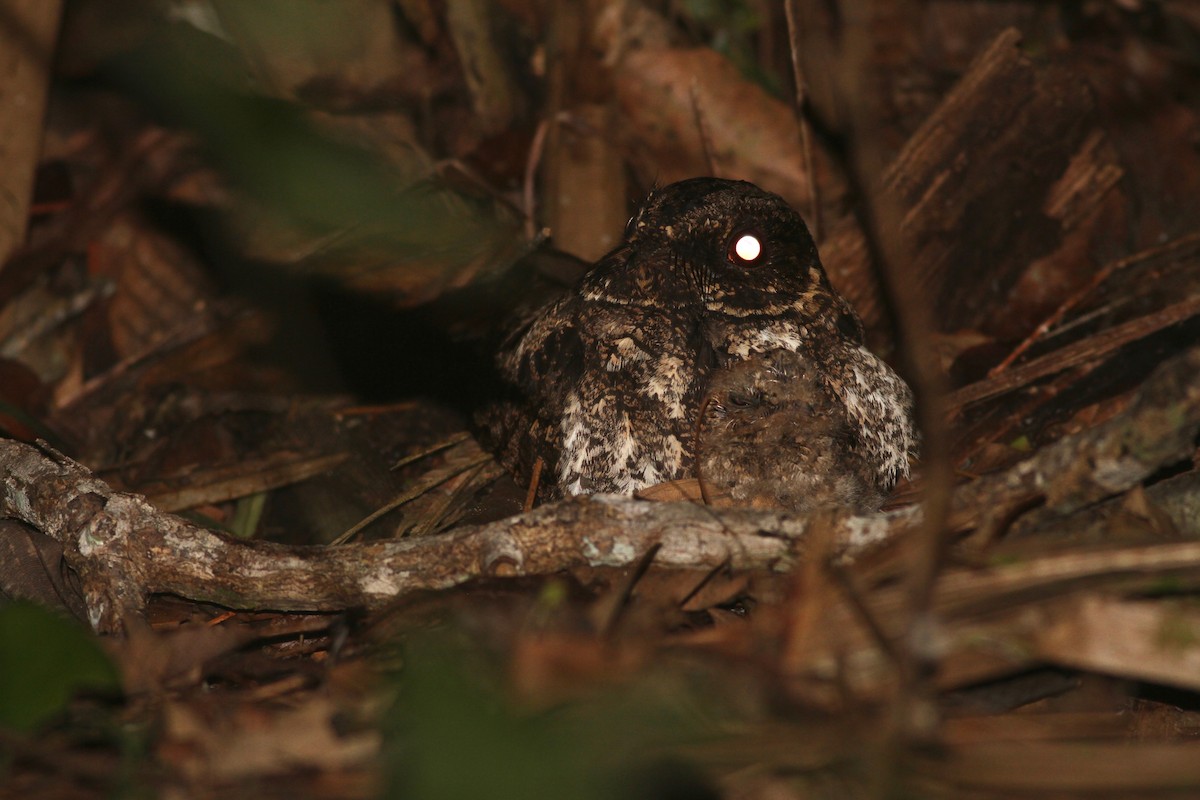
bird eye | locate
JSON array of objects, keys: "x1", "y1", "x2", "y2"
[
  {"x1": 727, "y1": 231, "x2": 763, "y2": 264},
  {"x1": 727, "y1": 391, "x2": 761, "y2": 409}
]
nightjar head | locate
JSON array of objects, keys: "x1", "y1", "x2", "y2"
[{"x1": 581, "y1": 178, "x2": 832, "y2": 318}]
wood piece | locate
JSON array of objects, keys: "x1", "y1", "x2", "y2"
[
  {"x1": 542, "y1": 106, "x2": 627, "y2": 262},
  {"x1": 445, "y1": 0, "x2": 523, "y2": 137},
  {"x1": 946, "y1": 345, "x2": 1200, "y2": 525},
  {"x1": 918, "y1": 741, "x2": 1200, "y2": 792},
  {"x1": 540, "y1": 4, "x2": 627, "y2": 262},
  {"x1": 990, "y1": 230, "x2": 1199, "y2": 377},
  {"x1": 786, "y1": 537, "x2": 1200, "y2": 705},
  {"x1": 947, "y1": 291, "x2": 1200, "y2": 411},
  {"x1": 882, "y1": 28, "x2": 1095, "y2": 330},
  {"x1": 134, "y1": 452, "x2": 349, "y2": 514},
  {"x1": 0, "y1": 0, "x2": 65, "y2": 269},
  {"x1": 1033, "y1": 594, "x2": 1200, "y2": 693}
]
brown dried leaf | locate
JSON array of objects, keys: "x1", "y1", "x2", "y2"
[
  {"x1": 161, "y1": 695, "x2": 378, "y2": 781},
  {"x1": 635, "y1": 478, "x2": 708, "y2": 503},
  {"x1": 611, "y1": 47, "x2": 841, "y2": 214},
  {"x1": 139, "y1": 452, "x2": 349, "y2": 513},
  {"x1": 510, "y1": 632, "x2": 646, "y2": 706},
  {"x1": 96, "y1": 214, "x2": 215, "y2": 360}
]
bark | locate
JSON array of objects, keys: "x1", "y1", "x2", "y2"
[
  {"x1": 3, "y1": 348, "x2": 1198, "y2": 634},
  {"x1": 881, "y1": 28, "x2": 1097, "y2": 330}
]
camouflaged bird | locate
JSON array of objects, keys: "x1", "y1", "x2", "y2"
[
  {"x1": 478, "y1": 178, "x2": 916, "y2": 508},
  {"x1": 698, "y1": 347, "x2": 911, "y2": 513}
]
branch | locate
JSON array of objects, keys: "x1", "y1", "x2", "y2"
[
  {"x1": 0, "y1": 443, "x2": 856, "y2": 632},
  {"x1": 950, "y1": 345, "x2": 1200, "y2": 522},
  {"x1": 3, "y1": 348, "x2": 1199, "y2": 633}
]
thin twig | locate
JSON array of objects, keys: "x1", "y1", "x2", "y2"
[
  {"x1": 331, "y1": 452, "x2": 494, "y2": 545},
  {"x1": 523, "y1": 116, "x2": 552, "y2": 241},
  {"x1": 677, "y1": 557, "x2": 734, "y2": 610},
  {"x1": 784, "y1": 0, "x2": 822, "y2": 241},
  {"x1": 989, "y1": 232, "x2": 1200, "y2": 377},
  {"x1": 523, "y1": 456, "x2": 544, "y2": 512},
  {"x1": 827, "y1": 559, "x2": 903, "y2": 666},
  {"x1": 949, "y1": 293, "x2": 1200, "y2": 412},
  {"x1": 596, "y1": 543, "x2": 662, "y2": 636},
  {"x1": 689, "y1": 80, "x2": 717, "y2": 175},
  {"x1": 836, "y1": 2, "x2": 952, "y2": 778},
  {"x1": 408, "y1": 462, "x2": 490, "y2": 536},
  {"x1": 390, "y1": 432, "x2": 472, "y2": 471}
]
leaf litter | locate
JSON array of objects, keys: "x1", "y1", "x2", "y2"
[{"x1": 2, "y1": 2, "x2": 1200, "y2": 798}]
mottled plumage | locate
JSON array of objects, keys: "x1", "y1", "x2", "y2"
[
  {"x1": 699, "y1": 348, "x2": 912, "y2": 513},
  {"x1": 478, "y1": 178, "x2": 916, "y2": 508}
]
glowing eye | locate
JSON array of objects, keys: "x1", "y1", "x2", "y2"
[{"x1": 730, "y1": 233, "x2": 762, "y2": 263}]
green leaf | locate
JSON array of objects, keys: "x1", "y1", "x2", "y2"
[
  {"x1": 383, "y1": 635, "x2": 717, "y2": 800},
  {"x1": 0, "y1": 602, "x2": 121, "y2": 731},
  {"x1": 105, "y1": 24, "x2": 515, "y2": 256},
  {"x1": 386, "y1": 639, "x2": 593, "y2": 800}
]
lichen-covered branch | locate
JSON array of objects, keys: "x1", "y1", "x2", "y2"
[
  {"x1": 948, "y1": 345, "x2": 1200, "y2": 528},
  {"x1": 2, "y1": 348, "x2": 1199, "y2": 634},
  {"x1": 0, "y1": 441, "x2": 836, "y2": 632}
]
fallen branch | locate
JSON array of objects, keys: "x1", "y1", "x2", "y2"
[
  {"x1": 0, "y1": 442, "x2": 841, "y2": 632},
  {"x1": 3, "y1": 348, "x2": 1199, "y2": 634},
  {"x1": 946, "y1": 344, "x2": 1200, "y2": 527}
]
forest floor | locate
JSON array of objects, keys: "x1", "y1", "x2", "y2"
[{"x1": 3, "y1": 2, "x2": 1200, "y2": 798}]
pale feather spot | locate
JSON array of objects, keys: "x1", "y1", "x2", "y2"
[
  {"x1": 559, "y1": 392, "x2": 592, "y2": 488},
  {"x1": 645, "y1": 355, "x2": 689, "y2": 419}
]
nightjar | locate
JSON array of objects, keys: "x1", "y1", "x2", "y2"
[
  {"x1": 478, "y1": 178, "x2": 916, "y2": 509},
  {"x1": 698, "y1": 348, "x2": 911, "y2": 513}
]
